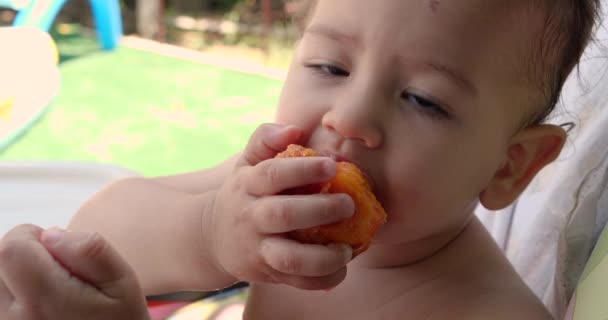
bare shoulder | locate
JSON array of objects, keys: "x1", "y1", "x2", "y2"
[
  {"x1": 429, "y1": 289, "x2": 553, "y2": 320},
  {"x1": 422, "y1": 220, "x2": 553, "y2": 320}
]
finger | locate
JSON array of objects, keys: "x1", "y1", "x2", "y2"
[
  {"x1": 246, "y1": 157, "x2": 336, "y2": 196},
  {"x1": 40, "y1": 228, "x2": 140, "y2": 300},
  {"x1": 237, "y1": 124, "x2": 303, "y2": 167},
  {"x1": 0, "y1": 224, "x2": 43, "y2": 242},
  {"x1": 271, "y1": 267, "x2": 348, "y2": 291},
  {"x1": 0, "y1": 278, "x2": 14, "y2": 311},
  {"x1": 252, "y1": 194, "x2": 354, "y2": 233},
  {"x1": 0, "y1": 228, "x2": 64, "y2": 303},
  {"x1": 261, "y1": 237, "x2": 352, "y2": 277}
]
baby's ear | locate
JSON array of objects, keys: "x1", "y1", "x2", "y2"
[{"x1": 480, "y1": 124, "x2": 566, "y2": 210}]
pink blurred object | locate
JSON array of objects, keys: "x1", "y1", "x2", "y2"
[{"x1": 147, "y1": 301, "x2": 190, "y2": 320}]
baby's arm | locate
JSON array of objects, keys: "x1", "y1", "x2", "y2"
[
  {"x1": 68, "y1": 169, "x2": 233, "y2": 295},
  {"x1": 69, "y1": 124, "x2": 351, "y2": 296},
  {"x1": 150, "y1": 153, "x2": 238, "y2": 194},
  {"x1": 69, "y1": 135, "x2": 260, "y2": 295}
]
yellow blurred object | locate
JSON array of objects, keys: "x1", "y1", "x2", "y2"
[
  {"x1": 55, "y1": 23, "x2": 76, "y2": 36},
  {"x1": 0, "y1": 97, "x2": 15, "y2": 121},
  {"x1": 49, "y1": 37, "x2": 59, "y2": 65}
]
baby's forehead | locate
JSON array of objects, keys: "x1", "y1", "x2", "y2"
[
  {"x1": 311, "y1": 0, "x2": 534, "y2": 22},
  {"x1": 309, "y1": 0, "x2": 543, "y2": 56},
  {"x1": 308, "y1": 0, "x2": 547, "y2": 122},
  {"x1": 314, "y1": 2, "x2": 542, "y2": 68}
]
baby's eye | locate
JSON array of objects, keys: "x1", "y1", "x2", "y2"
[
  {"x1": 401, "y1": 91, "x2": 449, "y2": 119},
  {"x1": 306, "y1": 63, "x2": 350, "y2": 77}
]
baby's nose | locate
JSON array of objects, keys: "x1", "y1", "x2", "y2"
[{"x1": 321, "y1": 104, "x2": 383, "y2": 149}]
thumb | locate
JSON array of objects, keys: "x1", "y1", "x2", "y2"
[
  {"x1": 238, "y1": 123, "x2": 303, "y2": 167},
  {"x1": 40, "y1": 227, "x2": 140, "y2": 299}
]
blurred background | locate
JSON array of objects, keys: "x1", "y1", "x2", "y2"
[{"x1": 0, "y1": 0, "x2": 302, "y2": 176}]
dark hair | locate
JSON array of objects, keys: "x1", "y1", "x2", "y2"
[
  {"x1": 531, "y1": 0, "x2": 602, "y2": 125},
  {"x1": 293, "y1": 0, "x2": 602, "y2": 125}
]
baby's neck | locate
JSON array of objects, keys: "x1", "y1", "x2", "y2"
[
  {"x1": 245, "y1": 216, "x2": 520, "y2": 320},
  {"x1": 353, "y1": 215, "x2": 476, "y2": 270}
]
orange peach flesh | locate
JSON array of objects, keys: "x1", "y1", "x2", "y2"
[{"x1": 276, "y1": 144, "x2": 387, "y2": 256}]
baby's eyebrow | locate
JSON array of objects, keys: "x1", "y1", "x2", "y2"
[
  {"x1": 418, "y1": 59, "x2": 478, "y2": 95},
  {"x1": 304, "y1": 24, "x2": 361, "y2": 50},
  {"x1": 305, "y1": 24, "x2": 477, "y2": 96}
]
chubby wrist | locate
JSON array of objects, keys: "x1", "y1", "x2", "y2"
[{"x1": 190, "y1": 191, "x2": 238, "y2": 290}]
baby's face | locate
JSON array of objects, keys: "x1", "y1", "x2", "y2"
[{"x1": 275, "y1": 0, "x2": 542, "y2": 246}]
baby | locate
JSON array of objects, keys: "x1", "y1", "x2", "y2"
[{"x1": 0, "y1": 0, "x2": 601, "y2": 319}]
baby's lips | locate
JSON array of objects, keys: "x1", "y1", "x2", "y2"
[{"x1": 318, "y1": 150, "x2": 378, "y2": 194}]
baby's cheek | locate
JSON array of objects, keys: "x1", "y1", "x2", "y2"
[
  {"x1": 274, "y1": 103, "x2": 317, "y2": 131},
  {"x1": 380, "y1": 179, "x2": 427, "y2": 223},
  {"x1": 383, "y1": 163, "x2": 469, "y2": 219}
]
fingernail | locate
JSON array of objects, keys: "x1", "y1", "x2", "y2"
[
  {"x1": 268, "y1": 127, "x2": 292, "y2": 147},
  {"x1": 271, "y1": 125, "x2": 286, "y2": 136},
  {"x1": 341, "y1": 195, "x2": 355, "y2": 217},
  {"x1": 322, "y1": 159, "x2": 336, "y2": 177},
  {"x1": 272, "y1": 125, "x2": 294, "y2": 139},
  {"x1": 343, "y1": 245, "x2": 353, "y2": 261},
  {"x1": 283, "y1": 125, "x2": 301, "y2": 134},
  {"x1": 41, "y1": 227, "x2": 65, "y2": 246},
  {"x1": 329, "y1": 243, "x2": 353, "y2": 261}
]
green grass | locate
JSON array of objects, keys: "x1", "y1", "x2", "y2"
[{"x1": 0, "y1": 31, "x2": 283, "y2": 176}]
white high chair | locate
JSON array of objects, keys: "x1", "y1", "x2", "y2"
[
  {"x1": 0, "y1": 161, "x2": 136, "y2": 236},
  {"x1": 476, "y1": 4, "x2": 608, "y2": 318}
]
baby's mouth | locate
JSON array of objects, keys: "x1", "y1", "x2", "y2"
[
  {"x1": 319, "y1": 151, "x2": 378, "y2": 194},
  {"x1": 322, "y1": 152, "x2": 347, "y2": 163}
]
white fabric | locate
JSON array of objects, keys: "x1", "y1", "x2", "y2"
[
  {"x1": 0, "y1": 161, "x2": 137, "y2": 236},
  {"x1": 476, "y1": 13, "x2": 608, "y2": 319}
]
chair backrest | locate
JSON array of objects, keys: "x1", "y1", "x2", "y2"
[
  {"x1": 0, "y1": 161, "x2": 137, "y2": 236},
  {"x1": 563, "y1": 223, "x2": 608, "y2": 319}
]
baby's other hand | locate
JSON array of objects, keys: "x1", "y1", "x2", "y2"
[
  {"x1": 0, "y1": 224, "x2": 149, "y2": 320},
  {"x1": 206, "y1": 124, "x2": 354, "y2": 291}
]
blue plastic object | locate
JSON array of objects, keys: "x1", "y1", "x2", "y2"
[{"x1": 12, "y1": 0, "x2": 122, "y2": 50}]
